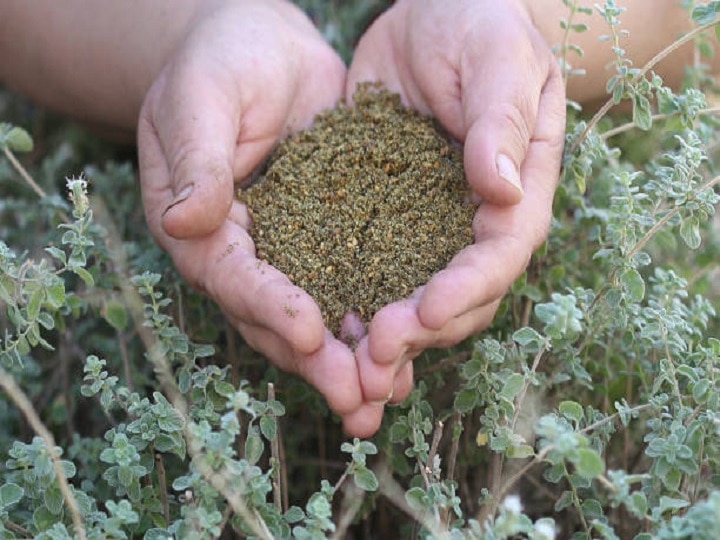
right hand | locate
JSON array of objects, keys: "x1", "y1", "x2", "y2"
[
  {"x1": 345, "y1": 0, "x2": 566, "y2": 418},
  {"x1": 137, "y1": 0, "x2": 387, "y2": 437}
]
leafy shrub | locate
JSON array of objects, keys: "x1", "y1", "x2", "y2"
[{"x1": 0, "y1": 1, "x2": 719, "y2": 538}]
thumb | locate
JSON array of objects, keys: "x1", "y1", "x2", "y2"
[
  {"x1": 151, "y1": 66, "x2": 240, "y2": 240},
  {"x1": 460, "y1": 45, "x2": 550, "y2": 206}
]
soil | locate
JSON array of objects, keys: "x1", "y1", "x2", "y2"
[{"x1": 239, "y1": 84, "x2": 476, "y2": 334}]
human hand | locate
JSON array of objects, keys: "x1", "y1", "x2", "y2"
[
  {"x1": 345, "y1": 0, "x2": 566, "y2": 413},
  {"x1": 137, "y1": 0, "x2": 384, "y2": 436}
]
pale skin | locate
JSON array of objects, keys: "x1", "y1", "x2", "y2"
[{"x1": 0, "y1": 0, "x2": 712, "y2": 436}]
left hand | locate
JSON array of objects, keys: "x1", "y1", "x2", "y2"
[
  {"x1": 137, "y1": 0, "x2": 386, "y2": 437},
  {"x1": 345, "y1": 0, "x2": 566, "y2": 412}
]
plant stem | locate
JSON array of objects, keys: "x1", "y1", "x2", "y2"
[
  {"x1": 2, "y1": 145, "x2": 46, "y2": 198},
  {"x1": 511, "y1": 344, "x2": 548, "y2": 433},
  {"x1": 0, "y1": 367, "x2": 87, "y2": 540},
  {"x1": 268, "y1": 382, "x2": 284, "y2": 512},
  {"x1": 446, "y1": 412, "x2": 461, "y2": 484},
  {"x1": 601, "y1": 106, "x2": 720, "y2": 139},
  {"x1": 628, "y1": 173, "x2": 720, "y2": 259},
  {"x1": 569, "y1": 18, "x2": 720, "y2": 156},
  {"x1": 155, "y1": 451, "x2": 170, "y2": 526},
  {"x1": 427, "y1": 420, "x2": 444, "y2": 482}
]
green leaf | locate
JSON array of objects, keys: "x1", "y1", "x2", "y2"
[
  {"x1": 306, "y1": 492, "x2": 331, "y2": 520},
  {"x1": 27, "y1": 287, "x2": 44, "y2": 320},
  {"x1": 582, "y1": 498, "x2": 603, "y2": 519},
  {"x1": 454, "y1": 388, "x2": 479, "y2": 413},
  {"x1": 213, "y1": 380, "x2": 235, "y2": 398},
  {"x1": 555, "y1": 490, "x2": 574, "y2": 512},
  {"x1": 157, "y1": 411, "x2": 183, "y2": 433},
  {"x1": 661, "y1": 467, "x2": 682, "y2": 492},
  {"x1": 405, "y1": 487, "x2": 428, "y2": 511},
  {"x1": 44, "y1": 281, "x2": 66, "y2": 309},
  {"x1": 245, "y1": 431, "x2": 264, "y2": 465},
  {"x1": 512, "y1": 326, "x2": 544, "y2": 351},
  {"x1": 33, "y1": 505, "x2": 56, "y2": 530},
  {"x1": 43, "y1": 486, "x2": 64, "y2": 515},
  {"x1": 103, "y1": 299, "x2": 128, "y2": 330},
  {"x1": 692, "y1": 379, "x2": 710, "y2": 402},
  {"x1": 500, "y1": 373, "x2": 525, "y2": 401},
  {"x1": 283, "y1": 506, "x2": 305, "y2": 524},
  {"x1": 0, "y1": 483, "x2": 24, "y2": 509},
  {"x1": 559, "y1": 401, "x2": 585, "y2": 424},
  {"x1": 178, "y1": 368, "x2": 191, "y2": 394},
  {"x1": 145, "y1": 529, "x2": 173, "y2": 540},
  {"x1": 5, "y1": 126, "x2": 34, "y2": 152},
  {"x1": 260, "y1": 415, "x2": 277, "y2": 441},
  {"x1": 693, "y1": 4, "x2": 718, "y2": 24},
  {"x1": 357, "y1": 441, "x2": 378, "y2": 455},
  {"x1": 194, "y1": 344, "x2": 215, "y2": 358},
  {"x1": 629, "y1": 491, "x2": 648, "y2": 517},
  {"x1": 506, "y1": 444, "x2": 535, "y2": 459},
  {"x1": 679, "y1": 215, "x2": 702, "y2": 249},
  {"x1": 73, "y1": 266, "x2": 95, "y2": 287},
  {"x1": 632, "y1": 93, "x2": 652, "y2": 131},
  {"x1": 621, "y1": 268, "x2": 645, "y2": 302},
  {"x1": 657, "y1": 495, "x2": 689, "y2": 514},
  {"x1": 352, "y1": 466, "x2": 378, "y2": 492},
  {"x1": 118, "y1": 465, "x2": 135, "y2": 487},
  {"x1": 574, "y1": 448, "x2": 604, "y2": 478}
]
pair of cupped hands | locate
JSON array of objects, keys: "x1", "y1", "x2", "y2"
[{"x1": 137, "y1": 0, "x2": 566, "y2": 437}]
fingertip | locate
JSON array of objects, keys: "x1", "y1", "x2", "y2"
[
  {"x1": 341, "y1": 403, "x2": 385, "y2": 439},
  {"x1": 291, "y1": 312, "x2": 326, "y2": 356},
  {"x1": 367, "y1": 304, "x2": 416, "y2": 365},
  {"x1": 464, "y1": 125, "x2": 525, "y2": 206},
  {"x1": 496, "y1": 153, "x2": 524, "y2": 201},
  {"x1": 417, "y1": 269, "x2": 460, "y2": 330},
  {"x1": 356, "y1": 338, "x2": 397, "y2": 403},
  {"x1": 297, "y1": 334, "x2": 364, "y2": 416},
  {"x1": 390, "y1": 362, "x2": 414, "y2": 404},
  {"x1": 340, "y1": 310, "x2": 367, "y2": 348},
  {"x1": 277, "y1": 294, "x2": 326, "y2": 356},
  {"x1": 161, "y1": 168, "x2": 234, "y2": 238}
]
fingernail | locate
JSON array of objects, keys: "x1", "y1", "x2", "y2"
[
  {"x1": 394, "y1": 346, "x2": 408, "y2": 366},
  {"x1": 496, "y1": 153, "x2": 523, "y2": 194},
  {"x1": 163, "y1": 184, "x2": 194, "y2": 215}
]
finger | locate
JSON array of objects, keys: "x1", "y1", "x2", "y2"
[
  {"x1": 417, "y1": 232, "x2": 531, "y2": 330},
  {"x1": 339, "y1": 310, "x2": 367, "y2": 347},
  {"x1": 154, "y1": 216, "x2": 326, "y2": 355},
  {"x1": 145, "y1": 61, "x2": 242, "y2": 240},
  {"x1": 460, "y1": 31, "x2": 553, "y2": 205},
  {"x1": 358, "y1": 298, "x2": 496, "y2": 404},
  {"x1": 205, "y1": 238, "x2": 327, "y2": 355},
  {"x1": 232, "y1": 315, "x2": 364, "y2": 421},
  {"x1": 138, "y1": 109, "x2": 174, "y2": 245},
  {"x1": 367, "y1": 298, "x2": 497, "y2": 366},
  {"x1": 346, "y1": 12, "x2": 395, "y2": 100},
  {"x1": 390, "y1": 361, "x2": 414, "y2": 404},
  {"x1": 418, "y1": 155, "x2": 558, "y2": 330},
  {"x1": 355, "y1": 337, "x2": 398, "y2": 403},
  {"x1": 341, "y1": 401, "x2": 386, "y2": 438}
]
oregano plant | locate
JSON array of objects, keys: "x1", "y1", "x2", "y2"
[{"x1": 0, "y1": 1, "x2": 719, "y2": 539}]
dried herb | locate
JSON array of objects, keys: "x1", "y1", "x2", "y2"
[{"x1": 239, "y1": 85, "x2": 476, "y2": 334}]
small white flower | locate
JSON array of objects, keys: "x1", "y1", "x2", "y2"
[
  {"x1": 501, "y1": 494, "x2": 523, "y2": 514},
  {"x1": 533, "y1": 519, "x2": 557, "y2": 540}
]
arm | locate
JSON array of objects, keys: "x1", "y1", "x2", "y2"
[
  {"x1": 1, "y1": 1, "x2": 715, "y2": 135},
  {"x1": 0, "y1": 1, "x2": 202, "y2": 139},
  {"x1": 526, "y1": 0, "x2": 719, "y2": 105}
]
